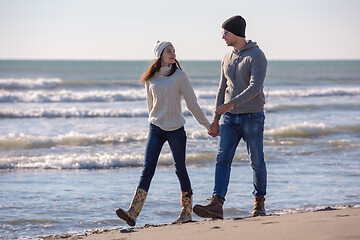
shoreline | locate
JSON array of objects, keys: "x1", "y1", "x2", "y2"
[{"x1": 47, "y1": 206, "x2": 360, "y2": 240}]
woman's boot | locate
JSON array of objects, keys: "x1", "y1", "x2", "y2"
[
  {"x1": 116, "y1": 188, "x2": 147, "y2": 226},
  {"x1": 172, "y1": 190, "x2": 193, "y2": 224}
]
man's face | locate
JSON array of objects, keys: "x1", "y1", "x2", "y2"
[{"x1": 222, "y1": 30, "x2": 236, "y2": 46}]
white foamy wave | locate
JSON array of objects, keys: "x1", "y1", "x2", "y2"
[
  {"x1": 0, "y1": 78, "x2": 62, "y2": 90},
  {"x1": 267, "y1": 87, "x2": 360, "y2": 98},
  {"x1": 0, "y1": 108, "x2": 149, "y2": 118},
  {"x1": 0, "y1": 107, "x2": 213, "y2": 118},
  {"x1": 265, "y1": 103, "x2": 360, "y2": 112},
  {"x1": 0, "y1": 153, "x2": 145, "y2": 169},
  {"x1": 0, "y1": 89, "x2": 146, "y2": 102},
  {"x1": 0, "y1": 130, "x2": 216, "y2": 150},
  {"x1": 327, "y1": 139, "x2": 360, "y2": 147},
  {"x1": 265, "y1": 122, "x2": 336, "y2": 138},
  {"x1": 264, "y1": 122, "x2": 360, "y2": 138},
  {"x1": 269, "y1": 204, "x2": 360, "y2": 216},
  {"x1": 0, "y1": 152, "x2": 219, "y2": 169},
  {"x1": 0, "y1": 132, "x2": 148, "y2": 150},
  {"x1": 195, "y1": 90, "x2": 218, "y2": 98},
  {"x1": 0, "y1": 89, "x2": 217, "y2": 103},
  {"x1": 187, "y1": 130, "x2": 212, "y2": 139}
]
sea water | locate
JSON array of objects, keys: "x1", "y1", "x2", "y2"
[{"x1": 0, "y1": 60, "x2": 359, "y2": 239}]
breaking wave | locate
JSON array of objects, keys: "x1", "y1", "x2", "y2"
[
  {"x1": 0, "y1": 89, "x2": 146, "y2": 103},
  {"x1": 265, "y1": 122, "x2": 360, "y2": 138},
  {"x1": 1, "y1": 87, "x2": 359, "y2": 103},
  {"x1": 0, "y1": 107, "x2": 214, "y2": 118},
  {"x1": 0, "y1": 78, "x2": 143, "y2": 90},
  {"x1": 0, "y1": 130, "x2": 214, "y2": 151},
  {"x1": 267, "y1": 87, "x2": 360, "y2": 98},
  {"x1": 0, "y1": 132, "x2": 148, "y2": 151},
  {"x1": 0, "y1": 152, "x2": 218, "y2": 170},
  {"x1": 0, "y1": 78, "x2": 62, "y2": 90},
  {"x1": 1, "y1": 123, "x2": 359, "y2": 152}
]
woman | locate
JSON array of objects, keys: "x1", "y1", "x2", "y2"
[{"x1": 116, "y1": 41, "x2": 210, "y2": 226}]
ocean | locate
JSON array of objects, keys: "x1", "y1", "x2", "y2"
[{"x1": 0, "y1": 60, "x2": 359, "y2": 239}]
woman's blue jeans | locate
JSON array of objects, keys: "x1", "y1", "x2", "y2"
[
  {"x1": 138, "y1": 124, "x2": 191, "y2": 192},
  {"x1": 213, "y1": 112, "x2": 267, "y2": 200}
]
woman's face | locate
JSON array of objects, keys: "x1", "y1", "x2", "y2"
[{"x1": 161, "y1": 44, "x2": 176, "y2": 66}]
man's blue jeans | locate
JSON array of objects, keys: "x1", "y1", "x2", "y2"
[
  {"x1": 213, "y1": 112, "x2": 267, "y2": 200},
  {"x1": 138, "y1": 124, "x2": 191, "y2": 192}
]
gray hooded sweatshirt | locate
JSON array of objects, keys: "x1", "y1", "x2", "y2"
[{"x1": 214, "y1": 40, "x2": 267, "y2": 119}]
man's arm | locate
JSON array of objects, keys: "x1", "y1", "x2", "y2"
[{"x1": 214, "y1": 62, "x2": 227, "y2": 119}]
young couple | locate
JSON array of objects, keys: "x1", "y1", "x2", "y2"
[{"x1": 116, "y1": 15, "x2": 268, "y2": 226}]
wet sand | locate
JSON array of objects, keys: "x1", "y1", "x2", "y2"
[{"x1": 60, "y1": 207, "x2": 360, "y2": 240}]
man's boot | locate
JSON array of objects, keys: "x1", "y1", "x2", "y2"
[
  {"x1": 252, "y1": 196, "x2": 266, "y2": 217},
  {"x1": 172, "y1": 190, "x2": 193, "y2": 224},
  {"x1": 116, "y1": 188, "x2": 147, "y2": 226},
  {"x1": 193, "y1": 195, "x2": 224, "y2": 219}
]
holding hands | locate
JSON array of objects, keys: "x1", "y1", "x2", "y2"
[
  {"x1": 208, "y1": 100, "x2": 236, "y2": 137},
  {"x1": 208, "y1": 120, "x2": 220, "y2": 137}
]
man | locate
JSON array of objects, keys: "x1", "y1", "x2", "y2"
[{"x1": 194, "y1": 15, "x2": 267, "y2": 219}]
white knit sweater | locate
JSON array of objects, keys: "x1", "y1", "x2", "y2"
[{"x1": 145, "y1": 66, "x2": 211, "y2": 131}]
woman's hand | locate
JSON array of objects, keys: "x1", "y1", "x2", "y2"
[{"x1": 208, "y1": 119, "x2": 220, "y2": 137}]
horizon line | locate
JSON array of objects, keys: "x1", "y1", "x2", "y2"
[{"x1": 1, "y1": 58, "x2": 360, "y2": 62}]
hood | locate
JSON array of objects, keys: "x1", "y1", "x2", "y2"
[{"x1": 233, "y1": 40, "x2": 258, "y2": 55}]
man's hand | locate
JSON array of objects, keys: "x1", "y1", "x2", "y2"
[
  {"x1": 208, "y1": 119, "x2": 220, "y2": 137},
  {"x1": 216, "y1": 100, "x2": 236, "y2": 115}
]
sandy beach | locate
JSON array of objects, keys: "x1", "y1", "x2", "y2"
[{"x1": 55, "y1": 207, "x2": 360, "y2": 240}]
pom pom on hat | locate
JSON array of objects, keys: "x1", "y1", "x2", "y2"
[
  {"x1": 222, "y1": 15, "x2": 246, "y2": 37},
  {"x1": 153, "y1": 41, "x2": 172, "y2": 59}
]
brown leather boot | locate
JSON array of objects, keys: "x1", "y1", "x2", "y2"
[
  {"x1": 252, "y1": 197, "x2": 266, "y2": 217},
  {"x1": 193, "y1": 195, "x2": 224, "y2": 219}
]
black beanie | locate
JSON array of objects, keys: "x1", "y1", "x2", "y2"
[{"x1": 222, "y1": 15, "x2": 246, "y2": 38}]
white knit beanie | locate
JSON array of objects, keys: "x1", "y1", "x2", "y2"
[{"x1": 153, "y1": 41, "x2": 172, "y2": 59}]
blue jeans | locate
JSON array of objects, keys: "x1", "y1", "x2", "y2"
[
  {"x1": 213, "y1": 112, "x2": 267, "y2": 200},
  {"x1": 138, "y1": 124, "x2": 191, "y2": 192}
]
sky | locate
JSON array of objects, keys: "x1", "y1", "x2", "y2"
[{"x1": 0, "y1": 0, "x2": 360, "y2": 60}]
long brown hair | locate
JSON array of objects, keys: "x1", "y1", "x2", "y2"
[{"x1": 140, "y1": 58, "x2": 182, "y2": 84}]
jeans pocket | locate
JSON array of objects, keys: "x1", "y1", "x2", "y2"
[
  {"x1": 249, "y1": 112, "x2": 265, "y2": 123},
  {"x1": 220, "y1": 113, "x2": 231, "y2": 126}
]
